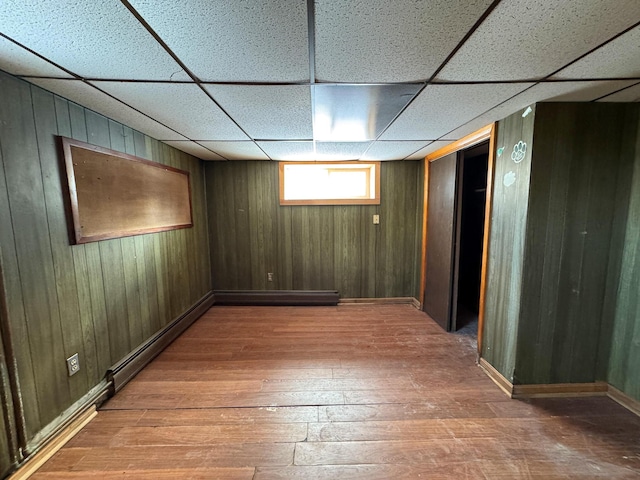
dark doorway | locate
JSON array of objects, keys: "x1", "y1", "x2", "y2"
[
  {"x1": 452, "y1": 142, "x2": 488, "y2": 333},
  {"x1": 423, "y1": 141, "x2": 489, "y2": 334}
]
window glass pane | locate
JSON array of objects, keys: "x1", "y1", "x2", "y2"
[{"x1": 280, "y1": 162, "x2": 380, "y2": 205}]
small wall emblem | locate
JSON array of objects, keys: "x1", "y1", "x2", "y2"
[
  {"x1": 503, "y1": 171, "x2": 516, "y2": 187},
  {"x1": 511, "y1": 141, "x2": 527, "y2": 163}
]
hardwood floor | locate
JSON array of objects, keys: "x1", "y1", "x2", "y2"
[{"x1": 33, "y1": 305, "x2": 640, "y2": 479}]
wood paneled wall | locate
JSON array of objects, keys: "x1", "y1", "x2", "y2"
[
  {"x1": 0, "y1": 71, "x2": 211, "y2": 463},
  {"x1": 482, "y1": 102, "x2": 640, "y2": 401},
  {"x1": 481, "y1": 106, "x2": 536, "y2": 381},
  {"x1": 0, "y1": 332, "x2": 16, "y2": 479},
  {"x1": 206, "y1": 160, "x2": 423, "y2": 299},
  {"x1": 516, "y1": 103, "x2": 638, "y2": 385},
  {"x1": 608, "y1": 113, "x2": 640, "y2": 401}
]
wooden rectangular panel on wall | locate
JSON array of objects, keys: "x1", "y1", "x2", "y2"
[
  {"x1": 61, "y1": 137, "x2": 192, "y2": 244},
  {"x1": 0, "y1": 71, "x2": 211, "y2": 454},
  {"x1": 206, "y1": 161, "x2": 421, "y2": 299}
]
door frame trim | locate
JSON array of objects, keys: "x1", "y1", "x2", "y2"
[{"x1": 419, "y1": 124, "x2": 497, "y2": 355}]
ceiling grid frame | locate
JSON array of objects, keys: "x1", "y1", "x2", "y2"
[{"x1": 0, "y1": 0, "x2": 638, "y2": 161}]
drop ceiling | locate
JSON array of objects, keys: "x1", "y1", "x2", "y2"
[{"x1": 1, "y1": 0, "x2": 639, "y2": 161}]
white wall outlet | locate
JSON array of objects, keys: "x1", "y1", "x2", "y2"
[
  {"x1": 373, "y1": 214, "x2": 380, "y2": 225},
  {"x1": 66, "y1": 353, "x2": 80, "y2": 376},
  {"x1": 267, "y1": 272, "x2": 274, "y2": 282}
]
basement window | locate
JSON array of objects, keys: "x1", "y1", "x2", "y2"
[{"x1": 279, "y1": 162, "x2": 380, "y2": 206}]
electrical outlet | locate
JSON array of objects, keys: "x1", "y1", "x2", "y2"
[
  {"x1": 267, "y1": 272, "x2": 274, "y2": 282},
  {"x1": 66, "y1": 353, "x2": 80, "y2": 376},
  {"x1": 373, "y1": 214, "x2": 380, "y2": 225}
]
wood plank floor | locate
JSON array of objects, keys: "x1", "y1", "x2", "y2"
[{"x1": 34, "y1": 305, "x2": 640, "y2": 479}]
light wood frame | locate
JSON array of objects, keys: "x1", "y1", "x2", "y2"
[
  {"x1": 419, "y1": 124, "x2": 497, "y2": 355},
  {"x1": 278, "y1": 161, "x2": 381, "y2": 206},
  {"x1": 60, "y1": 137, "x2": 193, "y2": 244}
]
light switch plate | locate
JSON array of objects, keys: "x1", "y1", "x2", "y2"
[{"x1": 373, "y1": 214, "x2": 380, "y2": 224}]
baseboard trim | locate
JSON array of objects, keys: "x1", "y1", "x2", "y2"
[
  {"x1": 9, "y1": 406, "x2": 97, "y2": 480},
  {"x1": 512, "y1": 382, "x2": 609, "y2": 398},
  {"x1": 108, "y1": 291, "x2": 215, "y2": 392},
  {"x1": 608, "y1": 385, "x2": 640, "y2": 417},
  {"x1": 478, "y1": 357, "x2": 513, "y2": 397},
  {"x1": 339, "y1": 297, "x2": 419, "y2": 306},
  {"x1": 214, "y1": 290, "x2": 339, "y2": 306},
  {"x1": 478, "y1": 357, "x2": 639, "y2": 417},
  {"x1": 411, "y1": 297, "x2": 422, "y2": 310},
  {"x1": 24, "y1": 381, "x2": 109, "y2": 457}
]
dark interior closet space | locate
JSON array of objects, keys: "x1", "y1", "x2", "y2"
[{"x1": 454, "y1": 142, "x2": 488, "y2": 334}]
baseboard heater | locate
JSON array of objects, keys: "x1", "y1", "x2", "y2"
[
  {"x1": 213, "y1": 290, "x2": 339, "y2": 306},
  {"x1": 107, "y1": 291, "x2": 215, "y2": 393}
]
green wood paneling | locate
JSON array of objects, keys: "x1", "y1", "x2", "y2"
[
  {"x1": 0, "y1": 341, "x2": 16, "y2": 477},
  {"x1": 206, "y1": 161, "x2": 421, "y2": 298},
  {"x1": 0, "y1": 73, "x2": 70, "y2": 430},
  {"x1": 376, "y1": 161, "x2": 421, "y2": 297},
  {"x1": 0, "y1": 264, "x2": 19, "y2": 477},
  {"x1": 247, "y1": 162, "x2": 279, "y2": 290},
  {"x1": 608, "y1": 111, "x2": 640, "y2": 401},
  {"x1": 482, "y1": 102, "x2": 640, "y2": 398},
  {"x1": 32, "y1": 86, "x2": 90, "y2": 401},
  {"x1": 514, "y1": 104, "x2": 638, "y2": 385},
  {"x1": 481, "y1": 106, "x2": 536, "y2": 381},
  {"x1": 0, "y1": 72, "x2": 211, "y2": 453}
]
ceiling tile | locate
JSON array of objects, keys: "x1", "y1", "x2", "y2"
[
  {"x1": 315, "y1": 142, "x2": 371, "y2": 160},
  {"x1": 91, "y1": 82, "x2": 249, "y2": 141},
  {"x1": 0, "y1": 0, "x2": 189, "y2": 80},
  {"x1": 128, "y1": 0, "x2": 309, "y2": 82},
  {"x1": 551, "y1": 26, "x2": 640, "y2": 79},
  {"x1": 380, "y1": 83, "x2": 532, "y2": 141},
  {"x1": 162, "y1": 141, "x2": 225, "y2": 161},
  {"x1": 204, "y1": 85, "x2": 312, "y2": 140},
  {"x1": 405, "y1": 141, "x2": 451, "y2": 160},
  {"x1": 436, "y1": 0, "x2": 640, "y2": 81},
  {"x1": 444, "y1": 116, "x2": 501, "y2": 143},
  {"x1": 363, "y1": 141, "x2": 432, "y2": 161},
  {"x1": 27, "y1": 79, "x2": 187, "y2": 141},
  {"x1": 598, "y1": 82, "x2": 640, "y2": 102},
  {"x1": 540, "y1": 80, "x2": 640, "y2": 102},
  {"x1": 197, "y1": 141, "x2": 270, "y2": 160},
  {"x1": 315, "y1": 0, "x2": 494, "y2": 82},
  {"x1": 256, "y1": 141, "x2": 315, "y2": 161},
  {"x1": 0, "y1": 36, "x2": 73, "y2": 78}
]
